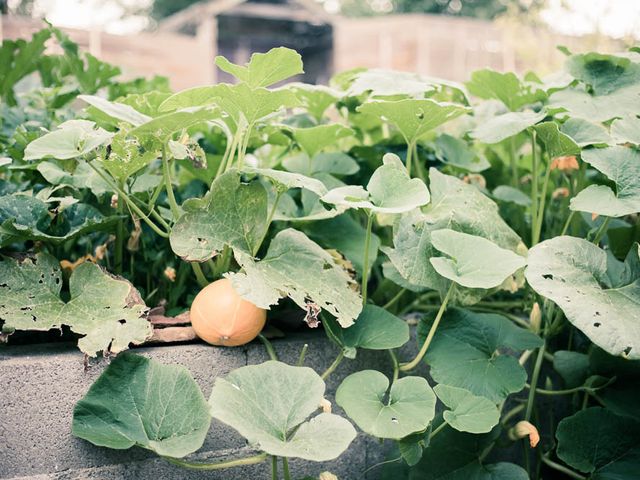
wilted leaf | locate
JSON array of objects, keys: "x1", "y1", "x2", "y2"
[
  {"x1": 209, "y1": 361, "x2": 355, "y2": 461},
  {"x1": 228, "y1": 229, "x2": 362, "y2": 327},
  {"x1": 0, "y1": 253, "x2": 151, "y2": 356},
  {"x1": 336, "y1": 370, "x2": 436, "y2": 439},
  {"x1": 526, "y1": 236, "x2": 640, "y2": 359},
  {"x1": 73, "y1": 354, "x2": 210, "y2": 457}
]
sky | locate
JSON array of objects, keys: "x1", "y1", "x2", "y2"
[{"x1": 8, "y1": 0, "x2": 640, "y2": 38}]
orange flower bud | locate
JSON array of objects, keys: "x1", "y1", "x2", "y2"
[
  {"x1": 510, "y1": 421, "x2": 540, "y2": 448},
  {"x1": 550, "y1": 156, "x2": 579, "y2": 172}
]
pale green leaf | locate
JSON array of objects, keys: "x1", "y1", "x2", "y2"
[
  {"x1": 24, "y1": 120, "x2": 113, "y2": 160},
  {"x1": 549, "y1": 85, "x2": 640, "y2": 122},
  {"x1": 36, "y1": 160, "x2": 111, "y2": 196},
  {"x1": 434, "y1": 134, "x2": 490, "y2": 172},
  {"x1": 492, "y1": 185, "x2": 531, "y2": 206},
  {"x1": 228, "y1": 229, "x2": 362, "y2": 327},
  {"x1": 567, "y1": 52, "x2": 640, "y2": 95},
  {"x1": 215, "y1": 47, "x2": 303, "y2": 88},
  {"x1": 209, "y1": 361, "x2": 356, "y2": 461},
  {"x1": 611, "y1": 115, "x2": 640, "y2": 145},
  {"x1": 73, "y1": 354, "x2": 210, "y2": 458},
  {"x1": 560, "y1": 117, "x2": 612, "y2": 147},
  {"x1": 471, "y1": 110, "x2": 546, "y2": 144},
  {"x1": 283, "y1": 152, "x2": 359, "y2": 177},
  {"x1": 429, "y1": 229, "x2": 526, "y2": 289},
  {"x1": 526, "y1": 236, "x2": 640, "y2": 359},
  {"x1": 129, "y1": 107, "x2": 219, "y2": 141},
  {"x1": 321, "y1": 153, "x2": 430, "y2": 214},
  {"x1": 243, "y1": 167, "x2": 328, "y2": 196},
  {"x1": 466, "y1": 69, "x2": 545, "y2": 111},
  {"x1": 420, "y1": 308, "x2": 542, "y2": 402},
  {"x1": 336, "y1": 371, "x2": 436, "y2": 439},
  {"x1": 170, "y1": 170, "x2": 268, "y2": 262},
  {"x1": 533, "y1": 121, "x2": 580, "y2": 158},
  {"x1": 79, "y1": 95, "x2": 151, "y2": 126},
  {"x1": 434, "y1": 384, "x2": 499, "y2": 434},
  {"x1": 287, "y1": 82, "x2": 340, "y2": 121},
  {"x1": 357, "y1": 99, "x2": 468, "y2": 144},
  {"x1": 570, "y1": 146, "x2": 640, "y2": 217},
  {"x1": 0, "y1": 253, "x2": 151, "y2": 356}
]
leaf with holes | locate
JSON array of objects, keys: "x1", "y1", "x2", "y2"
[
  {"x1": 73, "y1": 353, "x2": 210, "y2": 457},
  {"x1": 336, "y1": 370, "x2": 436, "y2": 439},
  {"x1": 209, "y1": 361, "x2": 355, "y2": 461},
  {"x1": 0, "y1": 253, "x2": 150, "y2": 356},
  {"x1": 170, "y1": 170, "x2": 268, "y2": 262},
  {"x1": 227, "y1": 229, "x2": 362, "y2": 327},
  {"x1": 526, "y1": 236, "x2": 640, "y2": 359}
]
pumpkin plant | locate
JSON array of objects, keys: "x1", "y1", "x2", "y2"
[{"x1": 1, "y1": 27, "x2": 639, "y2": 480}]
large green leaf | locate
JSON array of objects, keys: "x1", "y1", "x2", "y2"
[
  {"x1": 79, "y1": 95, "x2": 152, "y2": 126},
  {"x1": 434, "y1": 384, "x2": 499, "y2": 434},
  {"x1": 215, "y1": 47, "x2": 303, "y2": 88},
  {"x1": 383, "y1": 168, "x2": 525, "y2": 302},
  {"x1": 471, "y1": 110, "x2": 546, "y2": 144},
  {"x1": 533, "y1": 121, "x2": 580, "y2": 158},
  {"x1": 567, "y1": 52, "x2": 640, "y2": 95},
  {"x1": 336, "y1": 370, "x2": 436, "y2": 439},
  {"x1": 215, "y1": 83, "x2": 300, "y2": 126},
  {"x1": 420, "y1": 308, "x2": 542, "y2": 402},
  {"x1": 170, "y1": 170, "x2": 268, "y2": 262},
  {"x1": 229, "y1": 229, "x2": 361, "y2": 327},
  {"x1": 343, "y1": 68, "x2": 436, "y2": 97},
  {"x1": 286, "y1": 83, "x2": 340, "y2": 121},
  {"x1": 24, "y1": 120, "x2": 113, "y2": 160},
  {"x1": 209, "y1": 361, "x2": 355, "y2": 461},
  {"x1": 321, "y1": 153, "x2": 430, "y2": 214},
  {"x1": 129, "y1": 107, "x2": 219, "y2": 141},
  {"x1": 466, "y1": 69, "x2": 545, "y2": 111},
  {"x1": 0, "y1": 253, "x2": 151, "y2": 356},
  {"x1": 73, "y1": 354, "x2": 210, "y2": 458},
  {"x1": 549, "y1": 85, "x2": 640, "y2": 122},
  {"x1": 0, "y1": 194, "x2": 118, "y2": 246},
  {"x1": 556, "y1": 407, "x2": 640, "y2": 479},
  {"x1": 283, "y1": 151, "x2": 359, "y2": 177},
  {"x1": 434, "y1": 134, "x2": 490, "y2": 172},
  {"x1": 526, "y1": 236, "x2": 640, "y2": 359},
  {"x1": 570, "y1": 146, "x2": 640, "y2": 217},
  {"x1": 324, "y1": 305, "x2": 410, "y2": 358},
  {"x1": 611, "y1": 115, "x2": 640, "y2": 145},
  {"x1": 36, "y1": 160, "x2": 111, "y2": 196},
  {"x1": 429, "y1": 229, "x2": 526, "y2": 289},
  {"x1": 357, "y1": 99, "x2": 468, "y2": 145},
  {"x1": 561, "y1": 117, "x2": 612, "y2": 146}
]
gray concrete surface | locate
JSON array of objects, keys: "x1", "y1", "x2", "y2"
[{"x1": 0, "y1": 333, "x2": 396, "y2": 480}]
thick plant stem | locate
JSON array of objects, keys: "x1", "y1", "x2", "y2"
[
  {"x1": 540, "y1": 455, "x2": 587, "y2": 480},
  {"x1": 509, "y1": 136, "x2": 518, "y2": 186},
  {"x1": 115, "y1": 186, "x2": 125, "y2": 275},
  {"x1": 164, "y1": 452, "x2": 268, "y2": 470},
  {"x1": 532, "y1": 155, "x2": 552, "y2": 245},
  {"x1": 405, "y1": 141, "x2": 414, "y2": 177},
  {"x1": 321, "y1": 351, "x2": 344, "y2": 380},
  {"x1": 361, "y1": 212, "x2": 374, "y2": 305},
  {"x1": 282, "y1": 457, "x2": 291, "y2": 480},
  {"x1": 191, "y1": 263, "x2": 209, "y2": 288},
  {"x1": 399, "y1": 283, "x2": 455, "y2": 372},
  {"x1": 88, "y1": 163, "x2": 170, "y2": 238},
  {"x1": 271, "y1": 456, "x2": 278, "y2": 480},
  {"x1": 162, "y1": 146, "x2": 181, "y2": 220},
  {"x1": 258, "y1": 334, "x2": 278, "y2": 361},
  {"x1": 253, "y1": 192, "x2": 282, "y2": 256},
  {"x1": 592, "y1": 217, "x2": 610, "y2": 245},
  {"x1": 530, "y1": 130, "x2": 539, "y2": 247},
  {"x1": 525, "y1": 340, "x2": 546, "y2": 422}
]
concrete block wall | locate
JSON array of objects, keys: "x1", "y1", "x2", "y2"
[{"x1": 0, "y1": 333, "x2": 395, "y2": 480}]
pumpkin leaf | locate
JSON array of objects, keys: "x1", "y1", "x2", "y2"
[
  {"x1": 611, "y1": 115, "x2": 640, "y2": 145},
  {"x1": 0, "y1": 253, "x2": 151, "y2": 356},
  {"x1": 283, "y1": 152, "x2": 359, "y2": 177},
  {"x1": 434, "y1": 384, "x2": 499, "y2": 434},
  {"x1": 79, "y1": 95, "x2": 152, "y2": 126},
  {"x1": 209, "y1": 361, "x2": 355, "y2": 461},
  {"x1": 466, "y1": 69, "x2": 545, "y2": 111},
  {"x1": 420, "y1": 308, "x2": 542, "y2": 402},
  {"x1": 287, "y1": 82, "x2": 341, "y2": 121},
  {"x1": 533, "y1": 121, "x2": 580, "y2": 158},
  {"x1": 549, "y1": 85, "x2": 640, "y2": 122},
  {"x1": 567, "y1": 52, "x2": 640, "y2": 95},
  {"x1": 242, "y1": 167, "x2": 328, "y2": 196},
  {"x1": 429, "y1": 229, "x2": 526, "y2": 289},
  {"x1": 73, "y1": 354, "x2": 210, "y2": 458},
  {"x1": 324, "y1": 305, "x2": 410, "y2": 358},
  {"x1": 471, "y1": 110, "x2": 546, "y2": 144},
  {"x1": 526, "y1": 236, "x2": 640, "y2": 359},
  {"x1": 560, "y1": 117, "x2": 612, "y2": 147},
  {"x1": 129, "y1": 107, "x2": 219, "y2": 141},
  {"x1": 215, "y1": 47, "x2": 303, "y2": 88},
  {"x1": 571, "y1": 146, "x2": 640, "y2": 217},
  {"x1": 24, "y1": 120, "x2": 113, "y2": 160},
  {"x1": 556, "y1": 407, "x2": 640, "y2": 478},
  {"x1": 434, "y1": 134, "x2": 490, "y2": 172},
  {"x1": 336, "y1": 370, "x2": 436, "y2": 439},
  {"x1": 321, "y1": 153, "x2": 430, "y2": 214},
  {"x1": 283, "y1": 124, "x2": 353, "y2": 159},
  {"x1": 170, "y1": 170, "x2": 268, "y2": 262},
  {"x1": 228, "y1": 228, "x2": 362, "y2": 327},
  {"x1": 357, "y1": 99, "x2": 469, "y2": 145}
]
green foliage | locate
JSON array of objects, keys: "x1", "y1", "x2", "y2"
[{"x1": 3, "y1": 28, "x2": 640, "y2": 480}]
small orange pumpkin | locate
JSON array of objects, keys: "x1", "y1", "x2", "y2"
[{"x1": 190, "y1": 278, "x2": 266, "y2": 346}]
